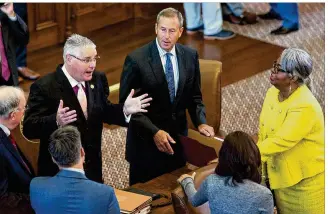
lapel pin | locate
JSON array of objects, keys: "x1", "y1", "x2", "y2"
[{"x1": 90, "y1": 84, "x2": 94, "y2": 89}]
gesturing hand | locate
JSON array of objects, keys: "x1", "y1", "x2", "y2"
[
  {"x1": 0, "y1": 3, "x2": 15, "y2": 17},
  {"x1": 56, "y1": 100, "x2": 77, "y2": 126},
  {"x1": 153, "y1": 130, "x2": 175, "y2": 155},
  {"x1": 177, "y1": 172, "x2": 196, "y2": 184},
  {"x1": 123, "y1": 89, "x2": 152, "y2": 115}
]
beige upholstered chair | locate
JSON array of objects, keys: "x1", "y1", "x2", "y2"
[{"x1": 187, "y1": 59, "x2": 222, "y2": 135}]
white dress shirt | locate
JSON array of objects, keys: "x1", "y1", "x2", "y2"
[
  {"x1": 0, "y1": 124, "x2": 10, "y2": 136},
  {"x1": 61, "y1": 167, "x2": 85, "y2": 175},
  {"x1": 61, "y1": 65, "x2": 130, "y2": 122}
]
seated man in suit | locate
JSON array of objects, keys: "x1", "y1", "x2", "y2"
[
  {"x1": 0, "y1": 86, "x2": 35, "y2": 214},
  {"x1": 30, "y1": 126, "x2": 120, "y2": 214}
]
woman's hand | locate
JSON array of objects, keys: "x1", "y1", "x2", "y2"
[{"x1": 177, "y1": 172, "x2": 196, "y2": 184}]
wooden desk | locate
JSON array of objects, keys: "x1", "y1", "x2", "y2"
[{"x1": 131, "y1": 167, "x2": 192, "y2": 214}]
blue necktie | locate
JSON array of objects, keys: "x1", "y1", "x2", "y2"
[{"x1": 165, "y1": 53, "x2": 175, "y2": 103}]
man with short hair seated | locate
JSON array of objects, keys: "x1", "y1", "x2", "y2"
[
  {"x1": 0, "y1": 86, "x2": 35, "y2": 214},
  {"x1": 30, "y1": 126, "x2": 120, "y2": 214}
]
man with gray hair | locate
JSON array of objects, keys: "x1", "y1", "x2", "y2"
[
  {"x1": 23, "y1": 34, "x2": 152, "y2": 183},
  {"x1": 0, "y1": 86, "x2": 34, "y2": 213},
  {"x1": 30, "y1": 126, "x2": 120, "y2": 214}
]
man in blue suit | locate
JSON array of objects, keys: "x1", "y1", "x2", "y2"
[
  {"x1": 30, "y1": 126, "x2": 120, "y2": 214},
  {"x1": 259, "y1": 3, "x2": 299, "y2": 35},
  {"x1": 0, "y1": 86, "x2": 35, "y2": 214}
]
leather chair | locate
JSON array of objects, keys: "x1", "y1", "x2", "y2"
[
  {"x1": 171, "y1": 129, "x2": 223, "y2": 214},
  {"x1": 172, "y1": 164, "x2": 216, "y2": 214},
  {"x1": 187, "y1": 59, "x2": 222, "y2": 135}
]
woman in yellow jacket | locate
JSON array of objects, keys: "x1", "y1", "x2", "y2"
[{"x1": 257, "y1": 48, "x2": 324, "y2": 214}]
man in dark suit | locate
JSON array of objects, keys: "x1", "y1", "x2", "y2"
[
  {"x1": 119, "y1": 8, "x2": 215, "y2": 185},
  {"x1": 0, "y1": 3, "x2": 29, "y2": 86},
  {"x1": 0, "y1": 86, "x2": 34, "y2": 214},
  {"x1": 23, "y1": 34, "x2": 151, "y2": 183},
  {"x1": 30, "y1": 126, "x2": 120, "y2": 214}
]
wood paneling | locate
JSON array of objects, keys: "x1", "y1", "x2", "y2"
[
  {"x1": 26, "y1": 3, "x2": 185, "y2": 52},
  {"x1": 69, "y1": 3, "x2": 134, "y2": 35},
  {"x1": 27, "y1": 3, "x2": 66, "y2": 52}
]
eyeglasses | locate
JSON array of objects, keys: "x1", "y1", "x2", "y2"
[
  {"x1": 272, "y1": 61, "x2": 287, "y2": 74},
  {"x1": 70, "y1": 54, "x2": 100, "y2": 64}
]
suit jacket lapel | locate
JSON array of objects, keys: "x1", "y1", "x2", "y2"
[
  {"x1": 0, "y1": 129, "x2": 32, "y2": 175},
  {"x1": 1, "y1": 22, "x2": 8, "y2": 50},
  {"x1": 85, "y1": 80, "x2": 95, "y2": 117},
  {"x1": 17, "y1": 147, "x2": 35, "y2": 176},
  {"x1": 54, "y1": 66, "x2": 87, "y2": 122},
  {"x1": 174, "y1": 44, "x2": 186, "y2": 106},
  {"x1": 148, "y1": 40, "x2": 171, "y2": 97}
]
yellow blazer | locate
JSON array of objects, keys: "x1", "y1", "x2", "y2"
[{"x1": 258, "y1": 85, "x2": 324, "y2": 189}]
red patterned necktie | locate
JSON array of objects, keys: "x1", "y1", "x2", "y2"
[{"x1": 9, "y1": 134, "x2": 31, "y2": 174}]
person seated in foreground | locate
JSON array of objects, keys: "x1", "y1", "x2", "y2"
[
  {"x1": 0, "y1": 86, "x2": 35, "y2": 214},
  {"x1": 30, "y1": 126, "x2": 120, "y2": 214},
  {"x1": 177, "y1": 131, "x2": 274, "y2": 214}
]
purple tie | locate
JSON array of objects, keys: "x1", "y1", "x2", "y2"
[
  {"x1": 73, "y1": 84, "x2": 85, "y2": 95},
  {"x1": 73, "y1": 85, "x2": 79, "y2": 95},
  {"x1": 0, "y1": 23, "x2": 10, "y2": 81}
]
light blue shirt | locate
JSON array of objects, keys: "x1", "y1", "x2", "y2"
[
  {"x1": 155, "y1": 38, "x2": 179, "y2": 95},
  {"x1": 181, "y1": 174, "x2": 274, "y2": 214}
]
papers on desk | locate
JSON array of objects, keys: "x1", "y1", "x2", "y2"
[
  {"x1": 114, "y1": 189, "x2": 152, "y2": 214},
  {"x1": 214, "y1": 136, "x2": 224, "y2": 142}
]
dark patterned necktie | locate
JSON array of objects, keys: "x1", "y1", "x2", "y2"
[{"x1": 165, "y1": 53, "x2": 175, "y2": 103}]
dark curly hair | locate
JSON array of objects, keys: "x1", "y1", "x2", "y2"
[{"x1": 215, "y1": 131, "x2": 261, "y2": 185}]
